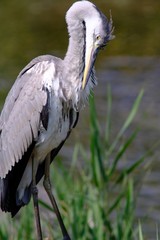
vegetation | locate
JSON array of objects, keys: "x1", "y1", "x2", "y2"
[{"x1": 0, "y1": 89, "x2": 155, "y2": 239}]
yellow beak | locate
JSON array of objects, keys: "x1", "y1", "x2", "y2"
[{"x1": 82, "y1": 45, "x2": 95, "y2": 89}]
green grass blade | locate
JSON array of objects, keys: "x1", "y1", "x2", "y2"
[
  {"x1": 156, "y1": 223, "x2": 159, "y2": 240},
  {"x1": 39, "y1": 199, "x2": 54, "y2": 212},
  {"x1": 105, "y1": 85, "x2": 112, "y2": 147},
  {"x1": 0, "y1": 225, "x2": 8, "y2": 240},
  {"x1": 107, "y1": 90, "x2": 144, "y2": 155},
  {"x1": 138, "y1": 221, "x2": 144, "y2": 240},
  {"x1": 108, "y1": 130, "x2": 138, "y2": 177},
  {"x1": 123, "y1": 180, "x2": 134, "y2": 239},
  {"x1": 107, "y1": 192, "x2": 124, "y2": 215},
  {"x1": 118, "y1": 90, "x2": 143, "y2": 138},
  {"x1": 89, "y1": 95, "x2": 107, "y2": 185},
  {"x1": 70, "y1": 143, "x2": 80, "y2": 176},
  {"x1": 116, "y1": 156, "x2": 145, "y2": 184}
]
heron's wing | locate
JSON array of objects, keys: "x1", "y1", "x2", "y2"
[
  {"x1": 0, "y1": 57, "x2": 57, "y2": 178},
  {"x1": 0, "y1": 55, "x2": 54, "y2": 129}
]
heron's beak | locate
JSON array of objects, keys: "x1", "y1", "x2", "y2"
[{"x1": 82, "y1": 45, "x2": 96, "y2": 89}]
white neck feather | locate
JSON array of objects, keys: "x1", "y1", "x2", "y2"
[{"x1": 63, "y1": 1, "x2": 97, "y2": 110}]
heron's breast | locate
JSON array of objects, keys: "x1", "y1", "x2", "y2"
[{"x1": 34, "y1": 98, "x2": 72, "y2": 162}]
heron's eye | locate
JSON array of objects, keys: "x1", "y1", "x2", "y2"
[{"x1": 96, "y1": 35, "x2": 101, "y2": 41}]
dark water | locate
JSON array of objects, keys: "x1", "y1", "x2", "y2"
[{"x1": 0, "y1": 0, "x2": 160, "y2": 238}]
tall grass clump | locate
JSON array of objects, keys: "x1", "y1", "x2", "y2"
[
  {"x1": 0, "y1": 88, "x2": 153, "y2": 239},
  {"x1": 42, "y1": 88, "x2": 149, "y2": 240}
]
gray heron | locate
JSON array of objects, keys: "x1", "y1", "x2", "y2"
[{"x1": 0, "y1": 1, "x2": 114, "y2": 239}]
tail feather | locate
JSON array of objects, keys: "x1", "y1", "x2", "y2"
[
  {"x1": 0, "y1": 136, "x2": 68, "y2": 217},
  {"x1": 0, "y1": 143, "x2": 34, "y2": 217}
]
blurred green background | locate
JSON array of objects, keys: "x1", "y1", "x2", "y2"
[{"x1": 0, "y1": 0, "x2": 159, "y2": 79}]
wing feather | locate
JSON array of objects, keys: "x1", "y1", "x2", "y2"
[{"x1": 0, "y1": 58, "x2": 57, "y2": 178}]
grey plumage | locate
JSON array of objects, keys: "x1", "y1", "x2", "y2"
[
  {"x1": 0, "y1": 56, "x2": 58, "y2": 178},
  {"x1": 0, "y1": 1, "x2": 114, "y2": 238}
]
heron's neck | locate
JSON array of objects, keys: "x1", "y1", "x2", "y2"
[
  {"x1": 64, "y1": 20, "x2": 85, "y2": 84},
  {"x1": 63, "y1": 20, "x2": 95, "y2": 110}
]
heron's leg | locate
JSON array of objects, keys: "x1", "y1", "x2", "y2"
[
  {"x1": 43, "y1": 154, "x2": 71, "y2": 240},
  {"x1": 32, "y1": 157, "x2": 43, "y2": 240}
]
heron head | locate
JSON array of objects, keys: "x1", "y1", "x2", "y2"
[
  {"x1": 81, "y1": 4, "x2": 115, "y2": 89},
  {"x1": 66, "y1": 1, "x2": 114, "y2": 90}
]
